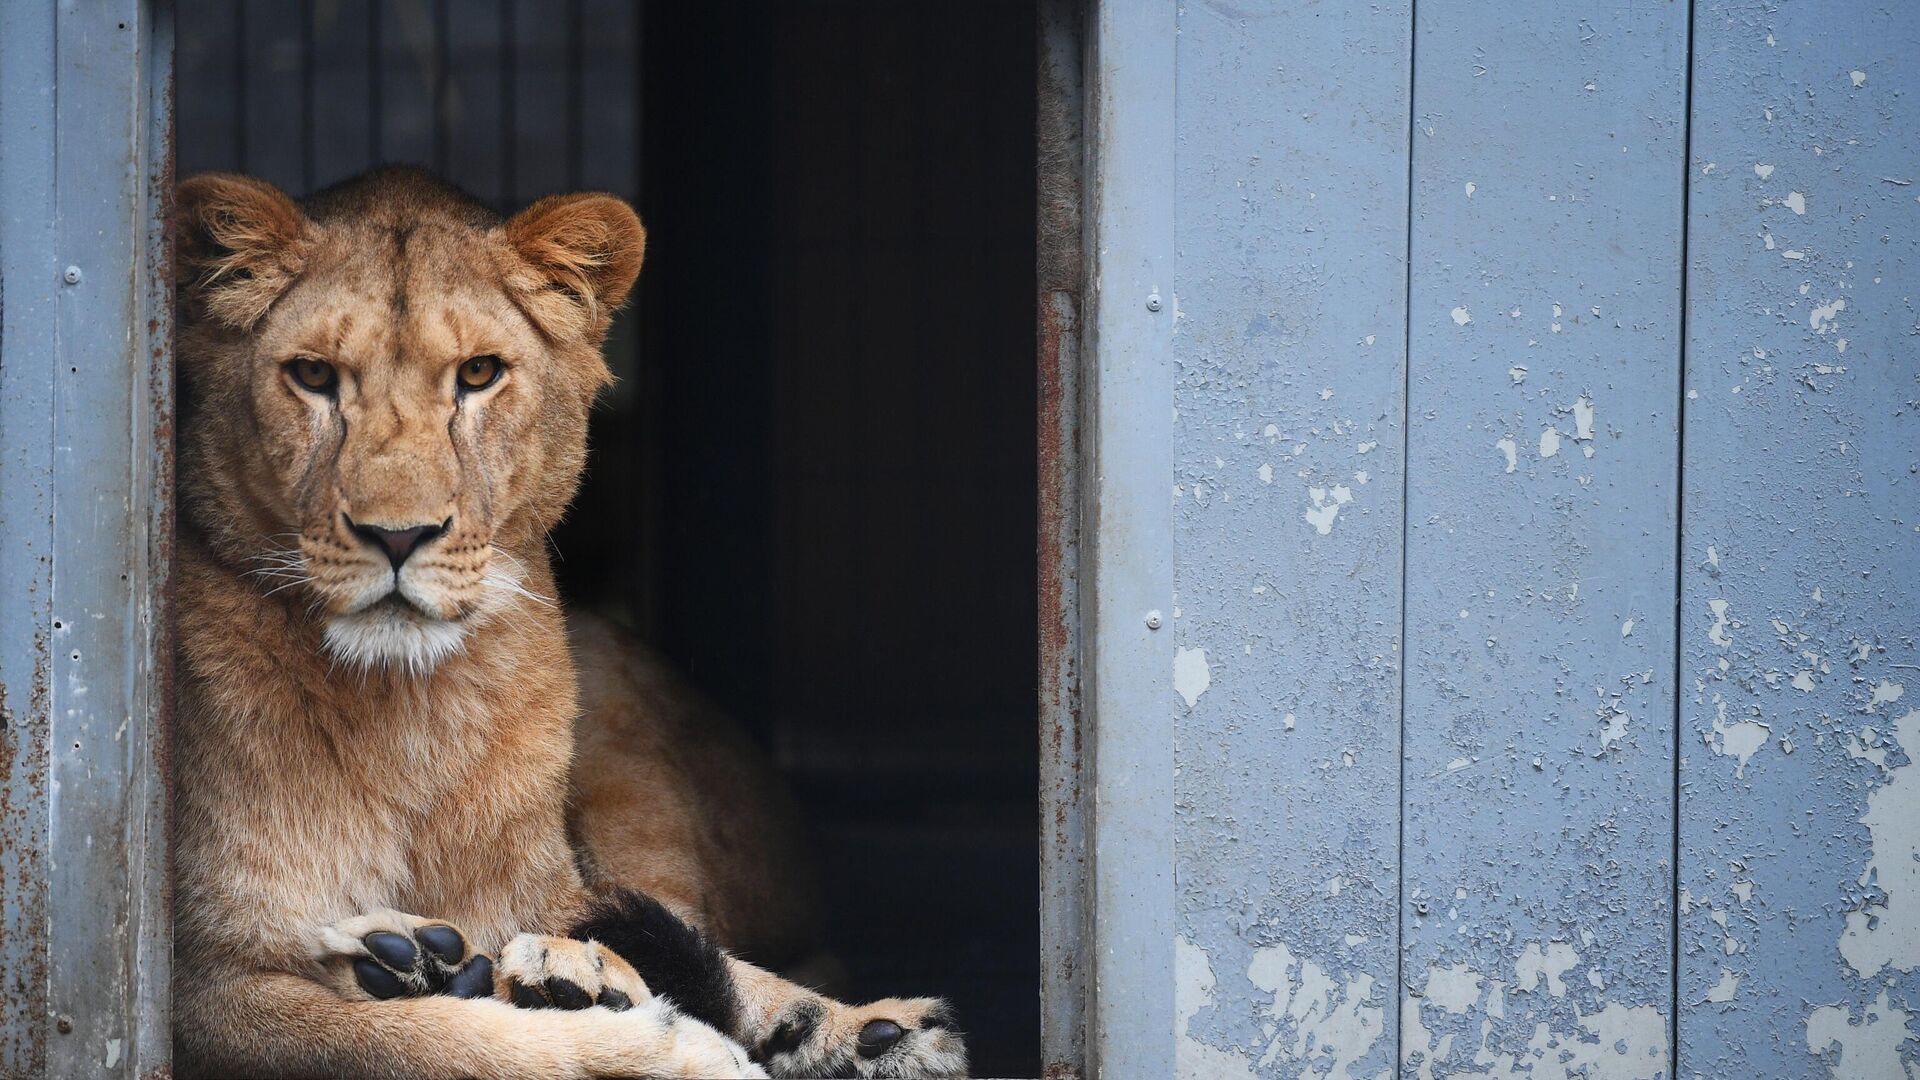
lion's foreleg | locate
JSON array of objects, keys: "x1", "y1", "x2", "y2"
[{"x1": 175, "y1": 968, "x2": 763, "y2": 1079}]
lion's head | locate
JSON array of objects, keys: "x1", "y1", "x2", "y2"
[{"x1": 174, "y1": 167, "x2": 644, "y2": 672}]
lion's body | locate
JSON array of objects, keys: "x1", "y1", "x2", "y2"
[
  {"x1": 569, "y1": 618, "x2": 823, "y2": 964},
  {"x1": 169, "y1": 167, "x2": 961, "y2": 1079}
]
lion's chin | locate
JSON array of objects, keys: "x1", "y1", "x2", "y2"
[{"x1": 322, "y1": 599, "x2": 471, "y2": 674}]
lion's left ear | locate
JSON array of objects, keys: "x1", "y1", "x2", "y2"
[
  {"x1": 175, "y1": 172, "x2": 313, "y2": 328},
  {"x1": 502, "y1": 193, "x2": 646, "y2": 340}
]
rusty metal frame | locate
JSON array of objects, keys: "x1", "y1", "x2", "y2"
[
  {"x1": 0, "y1": 1, "x2": 175, "y2": 1076},
  {"x1": 1036, "y1": 1, "x2": 1088, "y2": 1077}
]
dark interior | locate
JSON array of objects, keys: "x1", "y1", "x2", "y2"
[{"x1": 175, "y1": 1, "x2": 1039, "y2": 1073}]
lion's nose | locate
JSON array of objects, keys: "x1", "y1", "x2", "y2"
[{"x1": 344, "y1": 514, "x2": 449, "y2": 571}]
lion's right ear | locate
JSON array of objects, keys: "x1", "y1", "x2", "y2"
[{"x1": 174, "y1": 173, "x2": 312, "y2": 328}]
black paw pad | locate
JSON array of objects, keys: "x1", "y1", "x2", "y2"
[
  {"x1": 761, "y1": 1002, "x2": 822, "y2": 1059},
  {"x1": 507, "y1": 978, "x2": 548, "y2": 1009},
  {"x1": 364, "y1": 932, "x2": 418, "y2": 971},
  {"x1": 546, "y1": 977, "x2": 594, "y2": 1010},
  {"x1": 415, "y1": 924, "x2": 466, "y2": 966},
  {"x1": 857, "y1": 1019, "x2": 905, "y2": 1059},
  {"x1": 597, "y1": 987, "x2": 634, "y2": 1011},
  {"x1": 446, "y1": 955, "x2": 494, "y2": 999},
  {"x1": 354, "y1": 957, "x2": 407, "y2": 1000}
]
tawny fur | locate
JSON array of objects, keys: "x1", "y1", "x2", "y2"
[{"x1": 170, "y1": 167, "x2": 964, "y2": 1080}]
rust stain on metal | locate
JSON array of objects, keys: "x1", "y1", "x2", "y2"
[
  {"x1": 1036, "y1": 0, "x2": 1090, "y2": 1073},
  {"x1": 1, "y1": 632, "x2": 52, "y2": 1071}
]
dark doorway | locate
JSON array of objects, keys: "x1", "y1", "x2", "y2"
[{"x1": 175, "y1": 2, "x2": 1040, "y2": 1073}]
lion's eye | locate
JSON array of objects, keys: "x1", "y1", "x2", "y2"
[
  {"x1": 457, "y1": 355, "x2": 504, "y2": 392},
  {"x1": 287, "y1": 357, "x2": 338, "y2": 394}
]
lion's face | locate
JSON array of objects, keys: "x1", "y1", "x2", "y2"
[{"x1": 175, "y1": 169, "x2": 644, "y2": 671}]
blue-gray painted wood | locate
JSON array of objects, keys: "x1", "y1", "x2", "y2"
[
  {"x1": 1678, "y1": 2, "x2": 1920, "y2": 1077},
  {"x1": 1167, "y1": 2, "x2": 1411, "y2": 1078},
  {"x1": 1399, "y1": 2, "x2": 1688, "y2": 1076},
  {"x1": 1083, "y1": 2, "x2": 1175, "y2": 1076},
  {"x1": 0, "y1": 1, "x2": 173, "y2": 1076}
]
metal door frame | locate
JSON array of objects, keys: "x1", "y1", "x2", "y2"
[
  {"x1": 0, "y1": 2, "x2": 1177, "y2": 1077},
  {"x1": 1038, "y1": 3, "x2": 1175, "y2": 1077},
  {"x1": 0, "y1": 1, "x2": 174, "y2": 1076}
]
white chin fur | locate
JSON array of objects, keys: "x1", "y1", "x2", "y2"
[{"x1": 322, "y1": 604, "x2": 470, "y2": 674}]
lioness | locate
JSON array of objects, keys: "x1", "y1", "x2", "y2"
[{"x1": 172, "y1": 167, "x2": 968, "y2": 1078}]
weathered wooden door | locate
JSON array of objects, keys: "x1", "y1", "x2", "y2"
[{"x1": 1066, "y1": 1, "x2": 1919, "y2": 1077}]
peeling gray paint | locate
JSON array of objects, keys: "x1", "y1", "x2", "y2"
[
  {"x1": 1114, "y1": 0, "x2": 1912, "y2": 1075},
  {"x1": 1678, "y1": 0, "x2": 1919, "y2": 1076},
  {"x1": 1170, "y1": 1, "x2": 1409, "y2": 1077}
]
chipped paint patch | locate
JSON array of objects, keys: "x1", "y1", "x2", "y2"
[
  {"x1": 1564, "y1": 1003, "x2": 1671, "y2": 1078},
  {"x1": 1806, "y1": 989, "x2": 1913, "y2": 1079},
  {"x1": 1809, "y1": 297, "x2": 1846, "y2": 333},
  {"x1": 1245, "y1": 942, "x2": 1386, "y2": 1078},
  {"x1": 1425, "y1": 962, "x2": 1483, "y2": 1014},
  {"x1": 1495, "y1": 437, "x2": 1519, "y2": 474},
  {"x1": 1571, "y1": 396, "x2": 1595, "y2": 441},
  {"x1": 1176, "y1": 937, "x2": 1256, "y2": 1080},
  {"x1": 1539, "y1": 427, "x2": 1562, "y2": 458},
  {"x1": 1707, "y1": 598, "x2": 1734, "y2": 647},
  {"x1": 1514, "y1": 941, "x2": 1579, "y2": 997},
  {"x1": 1402, "y1": 955, "x2": 1668, "y2": 1080},
  {"x1": 1704, "y1": 967, "x2": 1740, "y2": 1003},
  {"x1": 1451, "y1": 305, "x2": 1472, "y2": 326},
  {"x1": 1868, "y1": 679, "x2": 1904, "y2": 712},
  {"x1": 1305, "y1": 484, "x2": 1354, "y2": 535},
  {"x1": 1837, "y1": 708, "x2": 1920, "y2": 979},
  {"x1": 1174, "y1": 647, "x2": 1211, "y2": 709},
  {"x1": 1709, "y1": 693, "x2": 1770, "y2": 779}
]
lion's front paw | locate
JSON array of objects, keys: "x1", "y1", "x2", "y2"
[
  {"x1": 495, "y1": 932, "x2": 653, "y2": 1011},
  {"x1": 317, "y1": 910, "x2": 494, "y2": 1001},
  {"x1": 657, "y1": 1006, "x2": 771, "y2": 1079},
  {"x1": 758, "y1": 996, "x2": 966, "y2": 1079}
]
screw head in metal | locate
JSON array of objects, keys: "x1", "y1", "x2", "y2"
[
  {"x1": 55, "y1": 1016, "x2": 72, "y2": 1035},
  {"x1": 1145, "y1": 293, "x2": 1163, "y2": 312},
  {"x1": 62, "y1": 265, "x2": 82, "y2": 285},
  {"x1": 1144, "y1": 609, "x2": 1163, "y2": 630}
]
